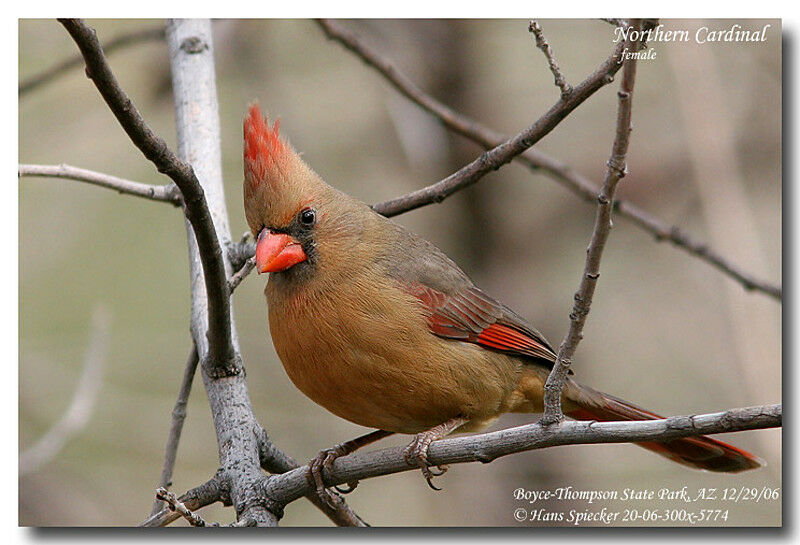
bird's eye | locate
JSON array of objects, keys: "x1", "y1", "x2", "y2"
[{"x1": 299, "y1": 207, "x2": 316, "y2": 226}]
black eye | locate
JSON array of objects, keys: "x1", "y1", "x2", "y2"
[{"x1": 299, "y1": 207, "x2": 316, "y2": 226}]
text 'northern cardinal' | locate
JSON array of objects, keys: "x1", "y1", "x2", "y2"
[{"x1": 242, "y1": 103, "x2": 762, "y2": 504}]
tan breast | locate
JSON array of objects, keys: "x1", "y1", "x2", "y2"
[{"x1": 266, "y1": 272, "x2": 523, "y2": 434}]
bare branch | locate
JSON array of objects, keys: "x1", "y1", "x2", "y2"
[
  {"x1": 525, "y1": 154, "x2": 783, "y2": 300},
  {"x1": 20, "y1": 25, "x2": 165, "y2": 96},
  {"x1": 228, "y1": 257, "x2": 255, "y2": 292},
  {"x1": 150, "y1": 346, "x2": 199, "y2": 516},
  {"x1": 227, "y1": 235, "x2": 255, "y2": 271},
  {"x1": 316, "y1": 19, "x2": 781, "y2": 301},
  {"x1": 19, "y1": 163, "x2": 181, "y2": 206},
  {"x1": 20, "y1": 306, "x2": 110, "y2": 475},
  {"x1": 155, "y1": 487, "x2": 213, "y2": 527},
  {"x1": 542, "y1": 19, "x2": 642, "y2": 423},
  {"x1": 163, "y1": 18, "x2": 277, "y2": 526},
  {"x1": 140, "y1": 477, "x2": 224, "y2": 527},
  {"x1": 528, "y1": 20, "x2": 571, "y2": 97},
  {"x1": 365, "y1": 26, "x2": 627, "y2": 216},
  {"x1": 262, "y1": 404, "x2": 781, "y2": 505},
  {"x1": 58, "y1": 19, "x2": 238, "y2": 376},
  {"x1": 256, "y1": 428, "x2": 369, "y2": 527}
]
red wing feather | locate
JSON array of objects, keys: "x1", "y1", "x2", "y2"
[{"x1": 405, "y1": 284, "x2": 557, "y2": 366}]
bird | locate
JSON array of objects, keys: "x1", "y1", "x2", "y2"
[{"x1": 242, "y1": 103, "x2": 763, "y2": 505}]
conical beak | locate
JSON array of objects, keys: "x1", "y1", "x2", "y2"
[{"x1": 255, "y1": 229, "x2": 307, "y2": 273}]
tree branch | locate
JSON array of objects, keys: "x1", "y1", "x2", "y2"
[
  {"x1": 228, "y1": 257, "x2": 255, "y2": 292},
  {"x1": 367, "y1": 25, "x2": 627, "y2": 216},
  {"x1": 164, "y1": 18, "x2": 275, "y2": 527},
  {"x1": 58, "y1": 18, "x2": 237, "y2": 375},
  {"x1": 261, "y1": 404, "x2": 781, "y2": 505},
  {"x1": 150, "y1": 346, "x2": 199, "y2": 516},
  {"x1": 60, "y1": 18, "x2": 366, "y2": 527},
  {"x1": 140, "y1": 477, "x2": 225, "y2": 527},
  {"x1": 18, "y1": 163, "x2": 182, "y2": 206},
  {"x1": 528, "y1": 20, "x2": 571, "y2": 97},
  {"x1": 542, "y1": 19, "x2": 642, "y2": 423},
  {"x1": 256, "y1": 428, "x2": 369, "y2": 527},
  {"x1": 155, "y1": 487, "x2": 214, "y2": 527},
  {"x1": 20, "y1": 25, "x2": 165, "y2": 96},
  {"x1": 316, "y1": 19, "x2": 781, "y2": 301}
]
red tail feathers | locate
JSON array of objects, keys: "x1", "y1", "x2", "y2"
[{"x1": 566, "y1": 390, "x2": 763, "y2": 473}]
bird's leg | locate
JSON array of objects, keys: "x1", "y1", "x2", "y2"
[
  {"x1": 404, "y1": 416, "x2": 468, "y2": 490},
  {"x1": 308, "y1": 429, "x2": 394, "y2": 508}
]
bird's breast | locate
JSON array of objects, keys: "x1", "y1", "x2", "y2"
[{"x1": 265, "y1": 273, "x2": 521, "y2": 434}]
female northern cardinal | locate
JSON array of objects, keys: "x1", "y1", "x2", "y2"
[{"x1": 242, "y1": 104, "x2": 762, "y2": 503}]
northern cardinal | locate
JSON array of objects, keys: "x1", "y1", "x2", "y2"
[{"x1": 242, "y1": 104, "x2": 762, "y2": 503}]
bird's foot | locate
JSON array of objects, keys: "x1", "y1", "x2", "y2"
[
  {"x1": 306, "y1": 430, "x2": 394, "y2": 509},
  {"x1": 403, "y1": 433, "x2": 450, "y2": 490},
  {"x1": 403, "y1": 416, "x2": 468, "y2": 491},
  {"x1": 307, "y1": 444, "x2": 360, "y2": 508}
]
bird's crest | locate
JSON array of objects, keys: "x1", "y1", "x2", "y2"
[
  {"x1": 243, "y1": 102, "x2": 335, "y2": 233},
  {"x1": 244, "y1": 103, "x2": 290, "y2": 190}
]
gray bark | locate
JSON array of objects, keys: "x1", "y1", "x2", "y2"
[{"x1": 166, "y1": 19, "x2": 277, "y2": 527}]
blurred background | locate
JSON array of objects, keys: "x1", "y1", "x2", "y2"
[{"x1": 19, "y1": 19, "x2": 781, "y2": 526}]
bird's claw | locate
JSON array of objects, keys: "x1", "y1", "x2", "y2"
[
  {"x1": 334, "y1": 481, "x2": 359, "y2": 494},
  {"x1": 403, "y1": 433, "x2": 449, "y2": 491},
  {"x1": 307, "y1": 444, "x2": 357, "y2": 509}
]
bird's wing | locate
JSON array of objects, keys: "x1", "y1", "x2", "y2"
[
  {"x1": 377, "y1": 218, "x2": 558, "y2": 367},
  {"x1": 404, "y1": 283, "x2": 558, "y2": 367}
]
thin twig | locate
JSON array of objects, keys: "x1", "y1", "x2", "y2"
[
  {"x1": 150, "y1": 346, "x2": 199, "y2": 516},
  {"x1": 19, "y1": 163, "x2": 182, "y2": 206},
  {"x1": 59, "y1": 19, "x2": 238, "y2": 376},
  {"x1": 140, "y1": 477, "x2": 224, "y2": 527},
  {"x1": 541, "y1": 19, "x2": 642, "y2": 424},
  {"x1": 528, "y1": 20, "x2": 571, "y2": 97},
  {"x1": 20, "y1": 26, "x2": 165, "y2": 96},
  {"x1": 316, "y1": 19, "x2": 780, "y2": 301},
  {"x1": 227, "y1": 235, "x2": 255, "y2": 271},
  {"x1": 261, "y1": 403, "x2": 781, "y2": 506},
  {"x1": 156, "y1": 487, "x2": 213, "y2": 527},
  {"x1": 20, "y1": 306, "x2": 111, "y2": 475},
  {"x1": 228, "y1": 257, "x2": 255, "y2": 292}
]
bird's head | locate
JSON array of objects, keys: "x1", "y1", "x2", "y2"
[{"x1": 243, "y1": 103, "x2": 370, "y2": 278}]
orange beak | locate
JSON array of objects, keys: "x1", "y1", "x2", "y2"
[{"x1": 255, "y1": 229, "x2": 307, "y2": 273}]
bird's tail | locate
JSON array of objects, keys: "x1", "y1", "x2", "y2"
[{"x1": 565, "y1": 385, "x2": 764, "y2": 473}]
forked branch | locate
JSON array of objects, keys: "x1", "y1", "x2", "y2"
[{"x1": 542, "y1": 18, "x2": 642, "y2": 423}]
